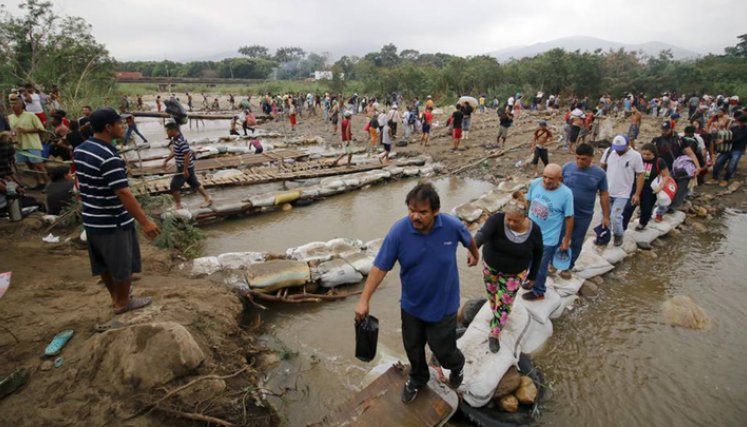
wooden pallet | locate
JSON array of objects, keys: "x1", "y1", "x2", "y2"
[{"x1": 129, "y1": 148, "x2": 308, "y2": 176}]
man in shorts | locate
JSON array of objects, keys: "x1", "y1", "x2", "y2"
[
  {"x1": 628, "y1": 105, "x2": 642, "y2": 149},
  {"x1": 497, "y1": 110, "x2": 513, "y2": 147},
  {"x1": 451, "y1": 104, "x2": 464, "y2": 151},
  {"x1": 162, "y1": 119, "x2": 212, "y2": 209},
  {"x1": 531, "y1": 120, "x2": 552, "y2": 175},
  {"x1": 73, "y1": 108, "x2": 160, "y2": 314},
  {"x1": 420, "y1": 106, "x2": 433, "y2": 147},
  {"x1": 8, "y1": 94, "x2": 47, "y2": 190},
  {"x1": 334, "y1": 111, "x2": 354, "y2": 166}
]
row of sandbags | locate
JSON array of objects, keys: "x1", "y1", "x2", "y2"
[
  {"x1": 163, "y1": 159, "x2": 438, "y2": 225},
  {"x1": 189, "y1": 236, "x2": 385, "y2": 293}
]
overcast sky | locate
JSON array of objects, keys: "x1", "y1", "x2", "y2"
[{"x1": 4, "y1": 0, "x2": 745, "y2": 61}]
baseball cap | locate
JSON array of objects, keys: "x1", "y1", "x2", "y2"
[
  {"x1": 611, "y1": 134, "x2": 629, "y2": 151},
  {"x1": 164, "y1": 118, "x2": 180, "y2": 128},
  {"x1": 661, "y1": 120, "x2": 672, "y2": 130},
  {"x1": 594, "y1": 224, "x2": 611, "y2": 246},
  {"x1": 552, "y1": 248, "x2": 572, "y2": 271},
  {"x1": 89, "y1": 107, "x2": 122, "y2": 130}
]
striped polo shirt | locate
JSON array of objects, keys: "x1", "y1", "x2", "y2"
[
  {"x1": 73, "y1": 138, "x2": 134, "y2": 232},
  {"x1": 170, "y1": 134, "x2": 195, "y2": 169}
]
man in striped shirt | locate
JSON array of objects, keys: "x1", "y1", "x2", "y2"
[
  {"x1": 162, "y1": 119, "x2": 212, "y2": 209},
  {"x1": 74, "y1": 108, "x2": 160, "y2": 314}
]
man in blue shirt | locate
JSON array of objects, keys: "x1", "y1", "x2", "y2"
[
  {"x1": 524, "y1": 164, "x2": 574, "y2": 301},
  {"x1": 560, "y1": 143, "x2": 610, "y2": 278},
  {"x1": 74, "y1": 108, "x2": 160, "y2": 314},
  {"x1": 354, "y1": 183, "x2": 479, "y2": 403}
]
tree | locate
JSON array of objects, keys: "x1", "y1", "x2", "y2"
[
  {"x1": 725, "y1": 34, "x2": 747, "y2": 57},
  {"x1": 0, "y1": 0, "x2": 114, "y2": 107},
  {"x1": 399, "y1": 49, "x2": 420, "y2": 61},
  {"x1": 274, "y1": 47, "x2": 306, "y2": 63},
  {"x1": 238, "y1": 44, "x2": 271, "y2": 59}
]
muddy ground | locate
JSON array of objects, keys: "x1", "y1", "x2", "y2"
[{"x1": 1, "y1": 95, "x2": 742, "y2": 426}]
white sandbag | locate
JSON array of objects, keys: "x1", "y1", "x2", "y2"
[
  {"x1": 341, "y1": 252, "x2": 374, "y2": 275},
  {"x1": 497, "y1": 180, "x2": 527, "y2": 193},
  {"x1": 162, "y1": 209, "x2": 192, "y2": 221},
  {"x1": 315, "y1": 258, "x2": 364, "y2": 288},
  {"x1": 211, "y1": 168, "x2": 243, "y2": 179},
  {"x1": 472, "y1": 193, "x2": 510, "y2": 214},
  {"x1": 341, "y1": 176, "x2": 361, "y2": 187},
  {"x1": 320, "y1": 177, "x2": 345, "y2": 189},
  {"x1": 662, "y1": 210, "x2": 686, "y2": 228},
  {"x1": 515, "y1": 287, "x2": 562, "y2": 329},
  {"x1": 625, "y1": 227, "x2": 661, "y2": 246},
  {"x1": 42, "y1": 214, "x2": 59, "y2": 224},
  {"x1": 403, "y1": 167, "x2": 420, "y2": 177},
  {"x1": 319, "y1": 186, "x2": 345, "y2": 196},
  {"x1": 419, "y1": 165, "x2": 435, "y2": 175},
  {"x1": 364, "y1": 238, "x2": 384, "y2": 256},
  {"x1": 359, "y1": 173, "x2": 383, "y2": 185},
  {"x1": 377, "y1": 169, "x2": 392, "y2": 179},
  {"x1": 222, "y1": 271, "x2": 250, "y2": 293},
  {"x1": 583, "y1": 238, "x2": 629, "y2": 265},
  {"x1": 454, "y1": 202, "x2": 484, "y2": 223},
  {"x1": 245, "y1": 260, "x2": 310, "y2": 292},
  {"x1": 647, "y1": 219, "x2": 672, "y2": 235},
  {"x1": 326, "y1": 238, "x2": 363, "y2": 257},
  {"x1": 191, "y1": 256, "x2": 222, "y2": 277},
  {"x1": 226, "y1": 146, "x2": 250, "y2": 154},
  {"x1": 217, "y1": 252, "x2": 266, "y2": 270},
  {"x1": 551, "y1": 295, "x2": 580, "y2": 319},
  {"x1": 572, "y1": 250, "x2": 614, "y2": 279},
  {"x1": 550, "y1": 275, "x2": 584, "y2": 297},
  {"x1": 213, "y1": 202, "x2": 247, "y2": 214},
  {"x1": 385, "y1": 166, "x2": 404, "y2": 176},
  {"x1": 286, "y1": 241, "x2": 334, "y2": 263},
  {"x1": 247, "y1": 193, "x2": 275, "y2": 208},
  {"x1": 300, "y1": 186, "x2": 321, "y2": 198}
]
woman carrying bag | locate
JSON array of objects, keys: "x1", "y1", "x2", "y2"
[{"x1": 475, "y1": 191, "x2": 543, "y2": 353}]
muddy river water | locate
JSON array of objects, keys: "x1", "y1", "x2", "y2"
[{"x1": 196, "y1": 176, "x2": 747, "y2": 426}]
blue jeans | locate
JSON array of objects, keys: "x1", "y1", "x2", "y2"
[
  {"x1": 559, "y1": 215, "x2": 592, "y2": 270},
  {"x1": 124, "y1": 126, "x2": 147, "y2": 145},
  {"x1": 532, "y1": 243, "x2": 557, "y2": 296},
  {"x1": 610, "y1": 197, "x2": 628, "y2": 236},
  {"x1": 713, "y1": 150, "x2": 744, "y2": 182}
]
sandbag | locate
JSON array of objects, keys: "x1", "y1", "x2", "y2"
[
  {"x1": 625, "y1": 227, "x2": 661, "y2": 246},
  {"x1": 326, "y1": 237, "x2": 363, "y2": 257},
  {"x1": 582, "y1": 237, "x2": 629, "y2": 265},
  {"x1": 274, "y1": 190, "x2": 301, "y2": 205},
  {"x1": 515, "y1": 288, "x2": 562, "y2": 330},
  {"x1": 245, "y1": 260, "x2": 310, "y2": 292},
  {"x1": 385, "y1": 166, "x2": 404, "y2": 176},
  {"x1": 341, "y1": 176, "x2": 361, "y2": 187},
  {"x1": 341, "y1": 252, "x2": 374, "y2": 275},
  {"x1": 217, "y1": 252, "x2": 266, "y2": 270},
  {"x1": 162, "y1": 209, "x2": 192, "y2": 221},
  {"x1": 403, "y1": 167, "x2": 420, "y2": 177},
  {"x1": 320, "y1": 177, "x2": 345, "y2": 189},
  {"x1": 551, "y1": 294, "x2": 580, "y2": 319},
  {"x1": 300, "y1": 186, "x2": 321, "y2": 198},
  {"x1": 222, "y1": 271, "x2": 250, "y2": 293},
  {"x1": 213, "y1": 202, "x2": 247, "y2": 214},
  {"x1": 419, "y1": 165, "x2": 435, "y2": 176},
  {"x1": 247, "y1": 193, "x2": 275, "y2": 208},
  {"x1": 364, "y1": 238, "x2": 384, "y2": 255},
  {"x1": 662, "y1": 210, "x2": 686, "y2": 228},
  {"x1": 473, "y1": 193, "x2": 510, "y2": 214},
  {"x1": 454, "y1": 202, "x2": 484, "y2": 223},
  {"x1": 497, "y1": 180, "x2": 527, "y2": 193},
  {"x1": 286, "y1": 241, "x2": 334, "y2": 263},
  {"x1": 647, "y1": 219, "x2": 672, "y2": 235},
  {"x1": 315, "y1": 258, "x2": 364, "y2": 288},
  {"x1": 549, "y1": 275, "x2": 584, "y2": 297},
  {"x1": 191, "y1": 257, "x2": 221, "y2": 277},
  {"x1": 572, "y1": 250, "x2": 614, "y2": 279},
  {"x1": 319, "y1": 186, "x2": 345, "y2": 196}
]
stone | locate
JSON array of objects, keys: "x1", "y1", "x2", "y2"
[
  {"x1": 636, "y1": 241, "x2": 653, "y2": 250},
  {"x1": 281, "y1": 203, "x2": 293, "y2": 211},
  {"x1": 515, "y1": 376, "x2": 538, "y2": 405},
  {"x1": 662, "y1": 295, "x2": 712, "y2": 330},
  {"x1": 176, "y1": 378, "x2": 226, "y2": 407},
  {"x1": 694, "y1": 207, "x2": 708, "y2": 218},
  {"x1": 668, "y1": 228, "x2": 682, "y2": 237},
  {"x1": 589, "y1": 276, "x2": 604, "y2": 286},
  {"x1": 40, "y1": 360, "x2": 54, "y2": 371},
  {"x1": 82, "y1": 322, "x2": 205, "y2": 392},
  {"x1": 690, "y1": 222, "x2": 707, "y2": 233},
  {"x1": 497, "y1": 394, "x2": 519, "y2": 413},
  {"x1": 579, "y1": 281, "x2": 599, "y2": 298},
  {"x1": 494, "y1": 366, "x2": 522, "y2": 398},
  {"x1": 639, "y1": 250, "x2": 658, "y2": 259}
]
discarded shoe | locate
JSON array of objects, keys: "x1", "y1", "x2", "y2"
[
  {"x1": 0, "y1": 368, "x2": 29, "y2": 398},
  {"x1": 44, "y1": 329, "x2": 74, "y2": 357}
]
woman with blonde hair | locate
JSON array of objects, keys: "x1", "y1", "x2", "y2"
[{"x1": 475, "y1": 191, "x2": 543, "y2": 353}]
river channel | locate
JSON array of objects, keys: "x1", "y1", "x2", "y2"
[{"x1": 193, "y1": 163, "x2": 747, "y2": 425}]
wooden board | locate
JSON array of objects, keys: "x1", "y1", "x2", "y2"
[
  {"x1": 317, "y1": 364, "x2": 458, "y2": 427},
  {"x1": 130, "y1": 148, "x2": 308, "y2": 176}
]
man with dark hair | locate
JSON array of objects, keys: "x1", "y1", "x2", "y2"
[
  {"x1": 45, "y1": 165, "x2": 74, "y2": 215},
  {"x1": 713, "y1": 115, "x2": 747, "y2": 186},
  {"x1": 78, "y1": 105, "x2": 93, "y2": 139},
  {"x1": 162, "y1": 119, "x2": 212, "y2": 209},
  {"x1": 355, "y1": 182, "x2": 479, "y2": 403},
  {"x1": 74, "y1": 107, "x2": 160, "y2": 314},
  {"x1": 8, "y1": 94, "x2": 47, "y2": 190}
]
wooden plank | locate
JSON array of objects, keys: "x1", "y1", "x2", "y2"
[{"x1": 317, "y1": 365, "x2": 456, "y2": 427}]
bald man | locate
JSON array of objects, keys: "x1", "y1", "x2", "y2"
[{"x1": 524, "y1": 163, "x2": 575, "y2": 301}]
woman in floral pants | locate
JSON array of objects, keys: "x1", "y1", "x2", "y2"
[{"x1": 475, "y1": 192, "x2": 544, "y2": 352}]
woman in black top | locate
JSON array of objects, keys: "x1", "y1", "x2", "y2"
[
  {"x1": 476, "y1": 191, "x2": 543, "y2": 353},
  {"x1": 622, "y1": 142, "x2": 670, "y2": 231}
]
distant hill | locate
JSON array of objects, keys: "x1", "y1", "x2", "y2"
[{"x1": 488, "y1": 36, "x2": 701, "y2": 62}]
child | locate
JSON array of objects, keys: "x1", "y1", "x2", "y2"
[
  {"x1": 451, "y1": 104, "x2": 464, "y2": 151},
  {"x1": 497, "y1": 110, "x2": 513, "y2": 147},
  {"x1": 289, "y1": 102, "x2": 297, "y2": 131},
  {"x1": 531, "y1": 120, "x2": 552, "y2": 176},
  {"x1": 334, "y1": 112, "x2": 353, "y2": 166}
]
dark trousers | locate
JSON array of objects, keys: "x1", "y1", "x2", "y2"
[
  {"x1": 622, "y1": 186, "x2": 656, "y2": 229},
  {"x1": 559, "y1": 215, "x2": 592, "y2": 270},
  {"x1": 401, "y1": 309, "x2": 464, "y2": 388}
]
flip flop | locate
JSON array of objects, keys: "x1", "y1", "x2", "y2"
[
  {"x1": 0, "y1": 368, "x2": 29, "y2": 398},
  {"x1": 113, "y1": 296, "x2": 152, "y2": 315},
  {"x1": 94, "y1": 319, "x2": 126, "y2": 333},
  {"x1": 199, "y1": 200, "x2": 213, "y2": 208},
  {"x1": 44, "y1": 329, "x2": 75, "y2": 357}
]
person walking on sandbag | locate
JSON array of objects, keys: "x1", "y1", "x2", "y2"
[
  {"x1": 475, "y1": 191, "x2": 543, "y2": 353},
  {"x1": 162, "y1": 119, "x2": 213, "y2": 209},
  {"x1": 354, "y1": 182, "x2": 480, "y2": 404}
]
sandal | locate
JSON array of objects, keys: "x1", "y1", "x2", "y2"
[
  {"x1": 44, "y1": 329, "x2": 75, "y2": 357},
  {"x1": 114, "y1": 296, "x2": 152, "y2": 315},
  {"x1": 94, "y1": 319, "x2": 126, "y2": 333},
  {"x1": 200, "y1": 200, "x2": 213, "y2": 208}
]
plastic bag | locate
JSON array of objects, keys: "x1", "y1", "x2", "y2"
[{"x1": 355, "y1": 315, "x2": 379, "y2": 362}]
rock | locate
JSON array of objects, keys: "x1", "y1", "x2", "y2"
[
  {"x1": 636, "y1": 241, "x2": 653, "y2": 250},
  {"x1": 669, "y1": 228, "x2": 682, "y2": 237},
  {"x1": 702, "y1": 194, "x2": 715, "y2": 201},
  {"x1": 639, "y1": 251, "x2": 658, "y2": 259},
  {"x1": 176, "y1": 378, "x2": 226, "y2": 407},
  {"x1": 650, "y1": 239, "x2": 665, "y2": 248},
  {"x1": 40, "y1": 360, "x2": 54, "y2": 371},
  {"x1": 662, "y1": 295, "x2": 712, "y2": 330},
  {"x1": 281, "y1": 203, "x2": 293, "y2": 211},
  {"x1": 494, "y1": 366, "x2": 522, "y2": 398},
  {"x1": 727, "y1": 181, "x2": 741, "y2": 193},
  {"x1": 81, "y1": 322, "x2": 205, "y2": 392},
  {"x1": 589, "y1": 276, "x2": 604, "y2": 286},
  {"x1": 694, "y1": 207, "x2": 708, "y2": 218},
  {"x1": 515, "y1": 376, "x2": 538, "y2": 405},
  {"x1": 690, "y1": 222, "x2": 707, "y2": 233},
  {"x1": 497, "y1": 394, "x2": 519, "y2": 413},
  {"x1": 457, "y1": 298, "x2": 487, "y2": 328},
  {"x1": 579, "y1": 281, "x2": 599, "y2": 298}
]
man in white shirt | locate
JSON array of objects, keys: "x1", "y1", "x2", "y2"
[{"x1": 600, "y1": 134, "x2": 645, "y2": 246}]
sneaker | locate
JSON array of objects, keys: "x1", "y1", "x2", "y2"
[
  {"x1": 449, "y1": 367, "x2": 464, "y2": 389},
  {"x1": 489, "y1": 336, "x2": 501, "y2": 353},
  {"x1": 559, "y1": 270, "x2": 572, "y2": 280},
  {"x1": 614, "y1": 235, "x2": 623, "y2": 246},
  {"x1": 522, "y1": 292, "x2": 545, "y2": 301},
  {"x1": 401, "y1": 381, "x2": 419, "y2": 403},
  {"x1": 635, "y1": 224, "x2": 646, "y2": 231},
  {"x1": 655, "y1": 214, "x2": 663, "y2": 222}
]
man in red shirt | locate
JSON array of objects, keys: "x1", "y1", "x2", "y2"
[
  {"x1": 333, "y1": 111, "x2": 354, "y2": 166},
  {"x1": 420, "y1": 106, "x2": 433, "y2": 147}
]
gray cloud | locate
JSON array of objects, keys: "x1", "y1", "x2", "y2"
[{"x1": 4, "y1": 0, "x2": 744, "y2": 60}]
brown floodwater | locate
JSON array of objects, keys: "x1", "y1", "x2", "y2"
[{"x1": 198, "y1": 177, "x2": 747, "y2": 427}]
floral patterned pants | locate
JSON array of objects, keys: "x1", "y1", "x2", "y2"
[{"x1": 483, "y1": 263, "x2": 526, "y2": 338}]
